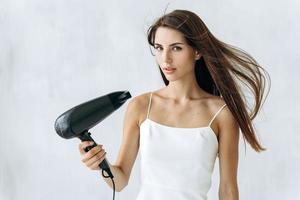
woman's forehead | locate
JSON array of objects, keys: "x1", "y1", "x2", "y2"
[{"x1": 154, "y1": 27, "x2": 186, "y2": 45}]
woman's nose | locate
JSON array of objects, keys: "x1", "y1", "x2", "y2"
[{"x1": 161, "y1": 50, "x2": 172, "y2": 63}]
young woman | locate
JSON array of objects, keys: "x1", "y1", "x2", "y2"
[{"x1": 78, "y1": 9, "x2": 270, "y2": 200}]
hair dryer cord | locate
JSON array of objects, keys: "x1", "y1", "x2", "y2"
[{"x1": 102, "y1": 171, "x2": 115, "y2": 200}]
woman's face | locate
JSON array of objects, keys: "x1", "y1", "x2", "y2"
[{"x1": 153, "y1": 26, "x2": 200, "y2": 82}]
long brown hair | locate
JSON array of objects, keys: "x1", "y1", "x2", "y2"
[{"x1": 147, "y1": 9, "x2": 271, "y2": 152}]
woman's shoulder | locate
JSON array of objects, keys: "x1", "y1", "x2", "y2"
[
  {"x1": 206, "y1": 95, "x2": 236, "y2": 129},
  {"x1": 129, "y1": 91, "x2": 152, "y2": 105},
  {"x1": 126, "y1": 91, "x2": 153, "y2": 115},
  {"x1": 126, "y1": 91, "x2": 153, "y2": 126},
  {"x1": 206, "y1": 95, "x2": 227, "y2": 110}
]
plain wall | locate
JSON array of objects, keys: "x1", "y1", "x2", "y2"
[{"x1": 1, "y1": 0, "x2": 299, "y2": 199}]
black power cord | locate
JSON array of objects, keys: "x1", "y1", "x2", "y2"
[{"x1": 102, "y1": 170, "x2": 115, "y2": 200}]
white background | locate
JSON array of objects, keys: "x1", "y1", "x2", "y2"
[{"x1": 1, "y1": 0, "x2": 299, "y2": 199}]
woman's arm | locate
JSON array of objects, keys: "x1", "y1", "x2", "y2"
[
  {"x1": 111, "y1": 96, "x2": 142, "y2": 190},
  {"x1": 79, "y1": 95, "x2": 143, "y2": 192},
  {"x1": 217, "y1": 106, "x2": 240, "y2": 200}
]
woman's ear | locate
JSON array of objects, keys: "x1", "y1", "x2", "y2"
[{"x1": 195, "y1": 51, "x2": 201, "y2": 60}]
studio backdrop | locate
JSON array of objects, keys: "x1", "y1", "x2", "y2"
[{"x1": 1, "y1": 0, "x2": 299, "y2": 199}]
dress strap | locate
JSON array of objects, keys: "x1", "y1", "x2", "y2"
[
  {"x1": 146, "y1": 92, "x2": 153, "y2": 119},
  {"x1": 208, "y1": 104, "x2": 227, "y2": 127}
]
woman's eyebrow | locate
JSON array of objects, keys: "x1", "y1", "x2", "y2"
[{"x1": 154, "y1": 42, "x2": 185, "y2": 46}]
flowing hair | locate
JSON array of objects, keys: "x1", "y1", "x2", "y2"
[{"x1": 147, "y1": 9, "x2": 271, "y2": 152}]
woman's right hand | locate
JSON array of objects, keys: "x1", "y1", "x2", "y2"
[{"x1": 79, "y1": 141, "x2": 107, "y2": 170}]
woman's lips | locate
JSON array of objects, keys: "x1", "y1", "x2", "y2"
[{"x1": 163, "y1": 67, "x2": 176, "y2": 74}]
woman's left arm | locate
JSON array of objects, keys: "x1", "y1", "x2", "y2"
[{"x1": 217, "y1": 106, "x2": 240, "y2": 200}]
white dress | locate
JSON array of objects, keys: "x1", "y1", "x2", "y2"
[{"x1": 136, "y1": 92, "x2": 227, "y2": 200}]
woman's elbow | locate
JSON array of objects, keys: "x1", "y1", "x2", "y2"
[
  {"x1": 115, "y1": 182, "x2": 128, "y2": 192},
  {"x1": 219, "y1": 184, "x2": 239, "y2": 200}
]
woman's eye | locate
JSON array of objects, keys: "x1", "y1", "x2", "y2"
[
  {"x1": 154, "y1": 46, "x2": 162, "y2": 51},
  {"x1": 173, "y1": 46, "x2": 182, "y2": 51}
]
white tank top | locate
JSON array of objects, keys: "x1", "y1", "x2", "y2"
[{"x1": 136, "y1": 92, "x2": 227, "y2": 200}]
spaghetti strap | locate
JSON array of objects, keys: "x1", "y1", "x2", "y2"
[
  {"x1": 146, "y1": 92, "x2": 153, "y2": 119},
  {"x1": 208, "y1": 104, "x2": 227, "y2": 127}
]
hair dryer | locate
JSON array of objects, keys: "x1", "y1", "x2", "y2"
[{"x1": 54, "y1": 91, "x2": 132, "y2": 179}]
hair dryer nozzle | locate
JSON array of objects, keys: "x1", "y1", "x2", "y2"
[{"x1": 54, "y1": 91, "x2": 131, "y2": 139}]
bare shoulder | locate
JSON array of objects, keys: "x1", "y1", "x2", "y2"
[
  {"x1": 206, "y1": 95, "x2": 227, "y2": 113},
  {"x1": 126, "y1": 91, "x2": 152, "y2": 126},
  {"x1": 208, "y1": 97, "x2": 239, "y2": 135},
  {"x1": 127, "y1": 91, "x2": 151, "y2": 110},
  {"x1": 204, "y1": 95, "x2": 237, "y2": 135}
]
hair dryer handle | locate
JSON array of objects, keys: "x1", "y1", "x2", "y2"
[{"x1": 79, "y1": 131, "x2": 114, "y2": 178}]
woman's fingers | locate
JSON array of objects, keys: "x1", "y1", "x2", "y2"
[
  {"x1": 88, "y1": 151, "x2": 107, "y2": 170},
  {"x1": 81, "y1": 144, "x2": 103, "y2": 161},
  {"x1": 78, "y1": 141, "x2": 107, "y2": 170},
  {"x1": 78, "y1": 141, "x2": 94, "y2": 155},
  {"x1": 82, "y1": 146, "x2": 104, "y2": 164}
]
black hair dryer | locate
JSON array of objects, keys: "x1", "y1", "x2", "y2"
[{"x1": 54, "y1": 91, "x2": 132, "y2": 179}]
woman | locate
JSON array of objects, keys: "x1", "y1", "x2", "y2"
[{"x1": 78, "y1": 9, "x2": 270, "y2": 200}]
